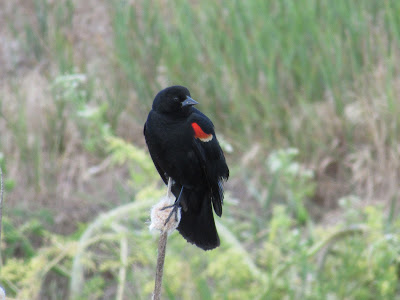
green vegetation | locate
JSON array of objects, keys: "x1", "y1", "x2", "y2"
[{"x1": 0, "y1": 0, "x2": 399, "y2": 299}]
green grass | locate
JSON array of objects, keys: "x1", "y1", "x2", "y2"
[
  {"x1": 109, "y1": 0, "x2": 400, "y2": 148},
  {"x1": 1, "y1": 0, "x2": 400, "y2": 299}
]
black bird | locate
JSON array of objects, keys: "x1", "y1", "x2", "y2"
[{"x1": 144, "y1": 86, "x2": 229, "y2": 250}]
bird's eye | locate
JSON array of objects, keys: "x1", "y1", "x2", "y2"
[{"x1": 173, "y1": 97, "x2": 179, "y2": 102}]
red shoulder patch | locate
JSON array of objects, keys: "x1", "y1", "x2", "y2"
[{"x1": 191, "y1": 122, "x2": 213, "y2": 142}]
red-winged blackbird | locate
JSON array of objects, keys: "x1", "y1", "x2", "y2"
[{"x1": 144, "y1": 86, "x2": 229, "y2": 250}]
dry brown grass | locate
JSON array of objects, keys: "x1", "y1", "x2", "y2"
[{"x1": 0, "y1": 1, "x2": 128, "y2": 235}]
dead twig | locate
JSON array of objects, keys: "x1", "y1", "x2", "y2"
[
  {"x1": 152, "y1": 178, "x2": 179, "y2": 300},
  {"x1": 153, "y1": 231, "x2": 168, "y2": 300}
]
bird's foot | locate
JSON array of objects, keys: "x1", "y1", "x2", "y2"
[{"x1": 161, "y1": 202, "x2": 181, "y2": 225}]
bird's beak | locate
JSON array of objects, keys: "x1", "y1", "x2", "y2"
[{"x1": 181, "y1": 96, "x2": 198, "y2": 107}]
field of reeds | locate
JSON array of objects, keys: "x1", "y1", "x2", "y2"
[{"x1": 0, "y1": 0, "x2": 400, "y2": 299}]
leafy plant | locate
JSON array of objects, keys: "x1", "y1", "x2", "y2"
[{"x1": 267, "y1": 148, "x2": 316, "y2": 224}]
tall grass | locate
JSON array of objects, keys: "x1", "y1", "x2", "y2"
[{"x1": 110, "y1": 0, "x2": 400, "y2": 147}]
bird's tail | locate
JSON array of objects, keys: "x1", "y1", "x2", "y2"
[{"x1": 173, "y1": 186, "x2": 220, "y2": 250}]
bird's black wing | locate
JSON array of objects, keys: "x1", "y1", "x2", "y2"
[
  {"x1": 144, "y1": 122, "x2": 168, "y2": 185},
  {"x1": 189, "y1": 112, "x2": 229, "y2": 216}
]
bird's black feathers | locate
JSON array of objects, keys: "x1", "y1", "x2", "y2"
[{"x1": 144, "y1": 85, "x2": 229, "y2": 250}]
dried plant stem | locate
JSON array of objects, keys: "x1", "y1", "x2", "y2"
[
  {"x1": 152, "y1": 178, "x2": 173, "y2": 300},
  {"x1": 166, "y1": 177, "x2": 173, "y2": 198},
  {"x1": 153, "y1": 231, "x2": 168, "y2": 300}
]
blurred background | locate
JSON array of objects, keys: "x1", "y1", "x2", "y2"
[{"x1": 1, "y1": 0, "x2": 400, "y2": 299}]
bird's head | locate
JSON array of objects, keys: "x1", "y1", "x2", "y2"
[{"x1": 152, "y1": 85, "x2": 198, "y2": 114}]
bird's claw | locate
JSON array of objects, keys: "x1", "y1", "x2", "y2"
[{"x1": 162, "y1": 203, "x2": 180, "y2": 225}]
